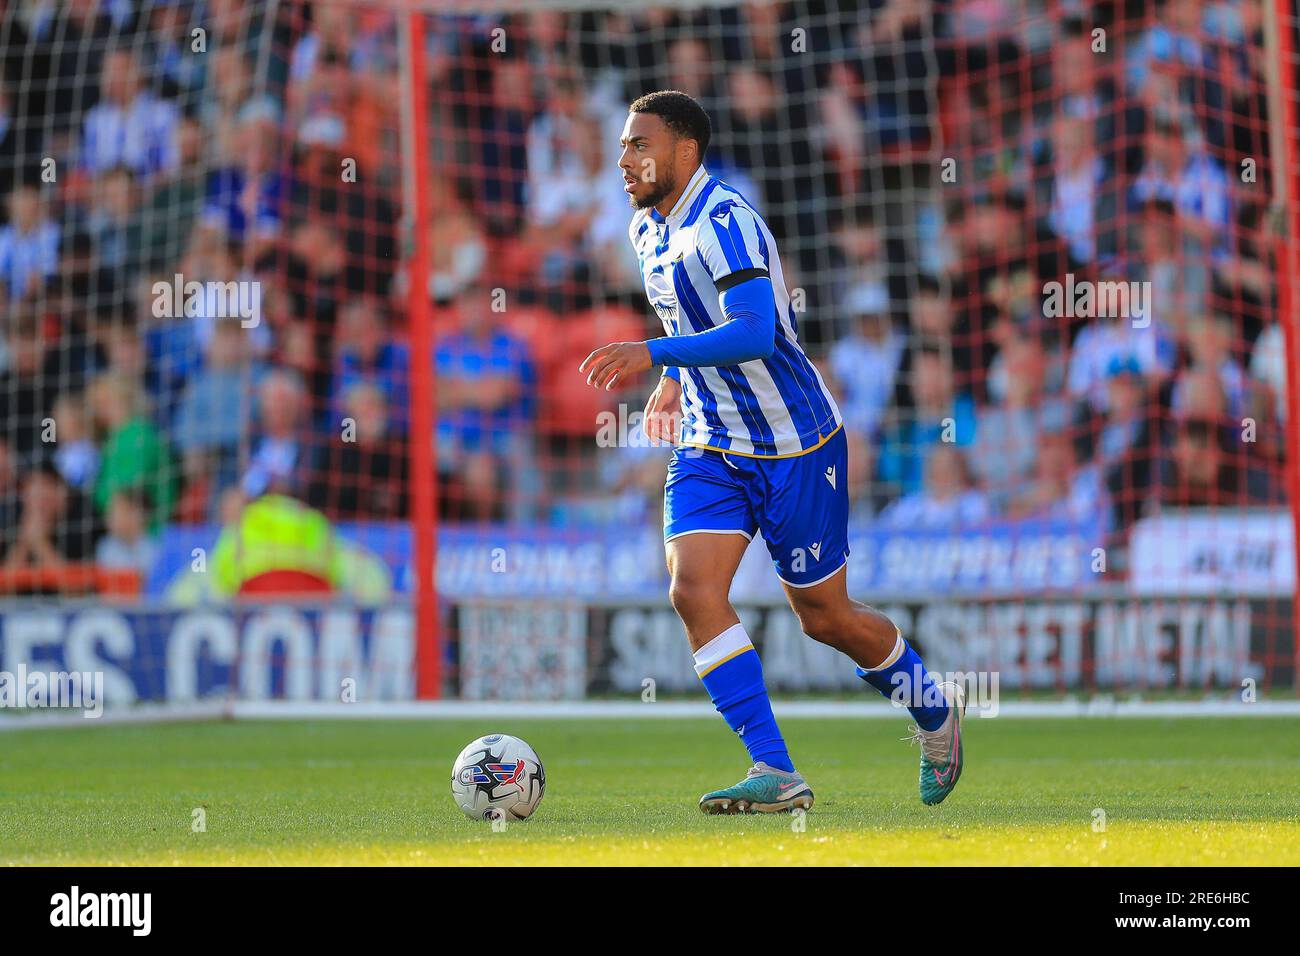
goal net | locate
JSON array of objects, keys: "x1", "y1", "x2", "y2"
[{"x1": 0, "y1": 0, "x2": 1296, "y2": 712}]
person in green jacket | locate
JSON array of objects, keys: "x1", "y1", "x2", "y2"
[{"x1": 90, "y1": 372, "x2": 176, "y2": 531}]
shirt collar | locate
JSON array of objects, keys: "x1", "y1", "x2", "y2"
[{"x1": 650, "y1": 165, "x2": 709, "y2": 225}]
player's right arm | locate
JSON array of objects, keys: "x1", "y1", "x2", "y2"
[
  {"x1": 642, "y1": 371, "x2": 680, "y2": 445},
  {"x1": 643, "y1": 202, "x2": 777, "y2": 372}
]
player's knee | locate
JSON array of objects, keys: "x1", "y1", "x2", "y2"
[
  {"x1": 798, "y1": 607, "x2": 849, "y2": 650},
  {"x1": 667, "y1": 574, "x2": 712, "y2": 621}
]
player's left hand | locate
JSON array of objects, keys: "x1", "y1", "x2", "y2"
[{"x1": 580, "y1": 341, "x2": 652, "y2": 391}]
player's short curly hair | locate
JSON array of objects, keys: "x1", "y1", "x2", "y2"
[{"x1": 629, "y1": 90, "x2": 711, "y2": 156}]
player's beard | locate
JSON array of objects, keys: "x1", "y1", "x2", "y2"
[{"x1": 630, "y1": 169, "x2": 677, "y2": 210}]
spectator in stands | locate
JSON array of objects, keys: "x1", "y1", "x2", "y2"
[
  {"x1": 816, "y1": 60, "x2": 868, "y2": 203},
  {"x1": 49, "y1": 392, "x2": 99, "y2": 493},
  {"x1": 0, "y1": 86, "x2": 18, "y2": 200},
  {"x1": 332, "y1": 298, "x2": 409, "y2": 435},
  {"x1": 199, "y1": 44, "x2": 255, "y2": 165},
  {"x1": 968, "y1": 331, "x2": 1071, "y2": 509},
  {"x1": 1130, "y1": 112, "x2": 1230, "y2": 256},
  {"x1": 143, "y1": 0, "x2": 208, "y2": 102},
  {"x1": 0, "y1": 180, "x2": 60, "y2": 302},
  {"x1": 720, "y1": 64, "x2": 816, "y2": 253},
  {"x1": 420, "y1": 185, "x2": 487, "y2": 304},
  {"x1": 525, "y1": 73, "x2": 586, "y2": 200},
  {"x1": 0, "y1": 442, "x2": 21, "y2": 559},
  {"x1": 1083, "y1": 354, "x2": 1160, "y2": 532},
  {"x1": 202, "y1": 96, "x2": 286, "y2": 251},
  {"x1": 1172, "y1": 314, "x2": 1248, "y2": 420},
  {"x1": 1158, "y1": 414, "x2": 1280, "y2": 509},
  {"x1": 1127, "y1": 0, "x2": 1235, "y2": 151},
  {"x1": 1250, "y1": 320, "x2": 1287, "y2": 427},
  {"x1": 99, "y1": 309, "x2": 147, "y2": 382},
  {"x1": 580, "y1": 114, "x2": 646, "y2": 295},
  {"x1": 288, "y1": 3, "x2": 360, "y2": 85},
  {"x1": 1042, "y1": 114, "x2": 1113, "y2": 268},
  {"x1": 878, "y1": 443, "x2": 991, "y2": 531},
  {"x1": 983, "y1": 301, "x2": 1068, "y2": 407},
  {"x1": 1009, "y1": 429, "x2": 1106, "y2": 526},
  {"x1": 1133, "y1": 197, "x2": 1204, "y2": 340},
  {"x1": 828, "y1": 282, "x2": 904, "y2": 439},
  {"x1": 271, "y1": 314, "x2": 325, "y2": 423},
  {"x1": 923, "y1": 270, "x2": 993, "y2": 394},
  {"x1": 288, "y1": 100, "x2": 400, "y2": 299},
  {"x1": 1067, "y1": 300, "x2": 1176, "y2": 413},
  {"x1": 273, "y1": 219, "x2": 348, "y2": 411},
  {"x1": 0, "y1": 306, "x2": 50, "y2": 463},
  {"x1": 587, "y1": 438, "x2": 672, "y2": 527},
  {"x1": 1055, "y1": 17, "x2": 1109, "y2": 125},
  {"x1": 522, "y1": 113, "x2": 631, "y2": 307},
  {"x1": 143, "y1": 223, "x2": 265, "y2": 423},
  {"x1": 844, "y1": 424, "x2": 877, "y2": 522},
  {"x1": 128, "y1": 114, "x2": 207, "y2": 275},
  {"x1": 309, "y1": 381, "x2": 407, "y2": 520},
  {"x1": 664, "y1": 36, "x2": 720, "y2": 115},
  {"x1": 241, "y1": 368, "x2": 312, "y2": 500},
  {"x1": 1173, "y1": 365, "x2": 1230, "y2": 423},
  {"x1": 1212, "y1": 217, "x2": 1271, "y2": 341},
  {"x1": 435, "y1": 283, "x2": 536, "y2": 521},
  {"x1": 79, "y1": 47, "x2": 179, "y2": 180},
  {"x1": 175, "y1": 317, "x2": 257, "y2": 517},
  {"x1": 31, "y1": 0, "x2": 117, "y2": 135},
  {"x1": 829, "y1": 215, "x2": 889, "y2": 335},
  {"x1": 95, "y1": 486, "x2": 158, "y2": 575},
  {"x1": 877, "y1": 343, "x2": 976, "y2": 498},
  {"x1": 85, "y1": 164, "x2": 135, "y2": 277},
  {"x1": 290, "y1": 43, "x2": 392, "y2": 185},
  {"x1": 3, "y1": 458, "x2": 101, "y2": 571},
  {"x1": 462, "y1": 50, "x2": 530, "y2": 235},
  {"x1": 186, "y1": 224, "x2": 272, "y2": 359},
  {"x1": 90, "y1": 373, "x2": 176, "y2": 532}
]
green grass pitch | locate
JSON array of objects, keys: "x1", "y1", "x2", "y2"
[{"x1": 1, "y1": 716, "x2": 1298, "y2": 866}]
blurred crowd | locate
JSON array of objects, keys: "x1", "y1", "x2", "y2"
[{"x1": 0, "y1": 0, "x2": 1291, "y2": 585}]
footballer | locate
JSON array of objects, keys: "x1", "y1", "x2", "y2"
[{"x1": 580, "y1": 90, "x2": 965, "y2": 813}]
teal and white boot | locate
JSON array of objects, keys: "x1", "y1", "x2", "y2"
[
  {"x1": 910, "y1": 680, "x2": 967, "y2": 806},
  {"x1": 699, "y1": 763, "x2": 814, "y2": 815}
]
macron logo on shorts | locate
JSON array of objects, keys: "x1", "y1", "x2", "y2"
[
  {"x1": 809, "y1": 542, "x2": 822, "y2": 561},
  {"x1": 824, "y1": 466, "x2": 836, "y2": 489}
]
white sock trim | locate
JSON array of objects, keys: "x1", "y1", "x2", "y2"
[
  {"x1": 864, "y1": 629, "x2": 905, "y2": 672},
  {"x1": 693, "y1": 622, "x2": 755, "y2": 678}
]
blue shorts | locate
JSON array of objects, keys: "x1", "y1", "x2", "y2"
[{"x1": 663, "y1": 426, "x2": 850, "y2": 588}]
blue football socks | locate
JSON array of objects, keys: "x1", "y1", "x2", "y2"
[
  {"x1": 694, "y1": 622, "x2": 795, "y2": 772},
  {"x1": 856, "y1": 631, "x2": 950, "y2": 732}
]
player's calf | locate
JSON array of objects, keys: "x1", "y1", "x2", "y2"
[{"x1": 796, "y1": 599, "x2": 899, "y2": 668}]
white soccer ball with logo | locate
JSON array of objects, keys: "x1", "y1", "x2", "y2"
[{"x1": 451, "y1": 734, "x2": 546, "y2": 821}]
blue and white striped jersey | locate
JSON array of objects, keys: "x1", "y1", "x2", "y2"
[{"x1": 629, "y1": 165, "x2": 841, "y2": 458}]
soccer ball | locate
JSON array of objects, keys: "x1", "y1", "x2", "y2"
[{"x1": 451, "y1": 734, "x2": 546, "y2": 822}]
